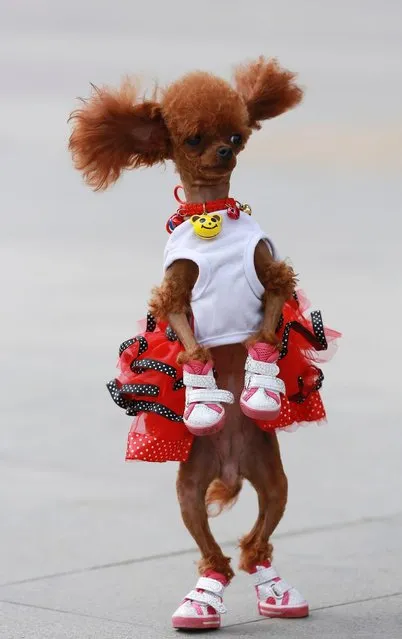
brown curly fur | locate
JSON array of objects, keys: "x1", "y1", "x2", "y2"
[
  {"x1": 177, "y1": 345, "x2": 211, "y2": 365},
  {"x1": 205, "y1": 478, "x2": 243, "y2": 517},
  {"x1": 258, "y1": 260, "x2": 298, "y2": 298},
  {"x1": 234, "y1": 56, "x2": 303, "y2": 129},
  {"x1": 68, "y1": 81, "x2": 171, "y2": 190},
  {"x1": 148, "y1": 259, "x2": 198, "y2": 321},
  {"x1": 162, "y1": 72, "x2": 250, "y2": 143},
  {"x1": 246, "y1": 329, "x2": 282, "y2": 350},
  {"x1": 199, "y1": 553, "x2": 234, "y2": 581}
]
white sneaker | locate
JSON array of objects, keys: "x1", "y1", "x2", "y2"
[
  {"x1": 252, "y1": 563, "x2": 309, "y2": 618},
  {"x1": 240, "y1": 344, "x2": 285, "y2": 421},
  {"x1": 183, "y1": 361, "x2": 234, "y2": 436},
  {"x1": 172, "y1": 575, "x2": 227, "y2": 630}
]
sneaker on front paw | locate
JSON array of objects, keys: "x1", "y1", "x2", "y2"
[
  {"x1": 240, "y1": 343, "x2": 285, "y2": 421},
  {"x1": 183, "y1": 361, "x2": 234, "y2": 436}
]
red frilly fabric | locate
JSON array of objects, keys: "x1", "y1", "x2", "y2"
[{"x1": 107, "y1": 292, "x2": 340, "y2": 463}]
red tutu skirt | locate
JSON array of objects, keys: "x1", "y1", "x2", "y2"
[{"x1": 107, "y1": 292, "x2": 340, "y2": 463}]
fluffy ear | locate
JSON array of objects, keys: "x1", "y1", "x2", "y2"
[
  {"x1": 68, "y1": 80, "x2": 171, "y2": 190},
  {"x1": 234, "y1": 57, "x2": 303, "y2": 129}
]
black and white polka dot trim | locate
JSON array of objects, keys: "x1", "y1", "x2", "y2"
[
  {"x1": 288, "y1": 367, "x2": 325, "y2": 404},
  {"x1": 107, "y1": 379, "x2": 160, "y2": 409},
  {"x1": 120, "y1": 383, "x2": 159, "y2": 397},
  {"x1": 146, "y1": 312, "x2": 157, "y2": 333},
  {"x1": 279, "y1": 311, "x2": 328, "y2": 359},
  {"x1": 125, "y1": 400, "x2": 183, "y2": 422},
  {"x1": 173, "y1": 378, "x2": 184, "y2": 391},
  {"x1": 130, "y1": 358, "x2": 177, "y2": 378},
  {"x1": 310, "y1": 311, "x2": 328, "y2": 349},
  {"x1": 106, "y1": 380, "x2": 130, "y2": 410},
  {"x1": 166, "y1": 326, "x2": 179, "y2": 342},
  {"x1": 118, "y1": 336, "x2": 148, "y2": 358}
]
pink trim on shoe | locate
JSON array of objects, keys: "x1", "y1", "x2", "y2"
[
  {"x1": 184, "y1": 412, "x2": 226, "y2": 436},
  {"x1": 249, "y1": 343, "x2": 279, "y2": 363},
  {"x1": 258, "y1": 600, "x2": 309, "y2": 618},
  {"x1": 250, "y1": 561, "x2": 309, "y2": 620},
  {"x1": 171, "y1": 572, "x2": 227, "y2": 630},
  {"x1": 172, "y1": 615, "x2": 221, "y2": 629},
  {"x1": 240, "y1": 400, "x2": 281, "y2": 421},
  {"x1": 183, "y1": 361, "x2": 234, "y2": 436},
  {"x1": 240, "y1": 343, "x2": 284, "y2": 421}
]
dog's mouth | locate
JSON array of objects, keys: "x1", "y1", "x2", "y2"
[
  {"x1": 201, "y1": 224, "x2": 218, "y2": 230},
  {"x1": 201, "y1": 158, "x2": 236, "y2": 176}
]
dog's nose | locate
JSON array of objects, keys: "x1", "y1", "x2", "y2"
[{"x1": 217, "y1": 146, "x2": 233, "y2": 160}]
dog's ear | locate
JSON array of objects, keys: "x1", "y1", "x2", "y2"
[
  {"x1": 68, "y1": 80, "x2": 171, "y2": 190},
  {"x1": 234, "y1": 57, "x2": 303, "y2": 129}
]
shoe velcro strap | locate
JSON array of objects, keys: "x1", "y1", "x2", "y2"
[
  {"x1": 245, "y1": 356, "x2": 279, "y2": 377},
  {"x1": 248, "y1": 374, "x2": 285, "y2": 394},
  {"x1": 186, "y1": 589, "x2": 227, "y2": 614},
  {"x1": 269, "y1": 579, "x2": 292, "y2": 597},
  {"x1": 187, "y1": 389, "x2": 235, "y2": 405},
  {"x1": 196, "y1": 577, "x2": 226, "y2": 597},
  {"x1": 253, "y1": 566, "x2": 279, "y2": 586},
  {"x1": 183, "y1": 371, "x2": 217, "y2": 389}
]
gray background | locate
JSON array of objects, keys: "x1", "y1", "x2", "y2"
[{"x1": 1, "y1": 1, "x2": 401, "y2": 637}]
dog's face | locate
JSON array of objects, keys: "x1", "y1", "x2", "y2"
[
  {"x1": 162, "y1": 73, "x2": 252, "y2": 184},
  {"x1": 69, "y1": 58, "x2": 303, "y2": 191}
]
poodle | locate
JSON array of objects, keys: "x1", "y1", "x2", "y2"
[{"x1": 69, "y1": 56, "x2": 339, "y2": 630}]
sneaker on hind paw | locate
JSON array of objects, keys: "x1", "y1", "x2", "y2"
[
  {"x1": 172, "y1": 573, "x2": 228, "y2": 629},
  {"x1": 251, "y1": 562, "x2": 309, "y2": 619}
]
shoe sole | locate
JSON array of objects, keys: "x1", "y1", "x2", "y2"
[
  {"x1": 240, "y1": 401, "x2": 281, "y2": 422},
  {"x1": 185, "y1": 415, "x2": 226, "y2": 437},
  {"x1": 258, "y1": 601, "x2": 309, "y2": 618},
  {"x1": 172, "y1": 615, "x2": 221, "y2": 629}
]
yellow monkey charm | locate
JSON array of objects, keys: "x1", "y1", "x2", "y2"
[{"x1": 190, "y1": 213, "x2": 223, "y2": 239}]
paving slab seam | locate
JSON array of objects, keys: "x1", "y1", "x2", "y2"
[
  {"x1": 0, "y1": 599, "x2": 146, "y2": 629},
  {"x1": 1, "y1": 591, "x2": 401, "y2": 631},
  {"x1": 1, "y1": 510, "x2": 401, "y2": 589},
  {"x1": 224, "y1": 592, "x2": 402, "y2": 630}
]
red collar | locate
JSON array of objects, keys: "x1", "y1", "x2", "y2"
[
  {"x1": 166, "y1": 186, "x2": 241, "y2": 234},
  {"x1": 177, "y1": 197, "x2": 238, "y2": 217}
]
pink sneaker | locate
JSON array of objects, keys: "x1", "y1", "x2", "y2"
[
  {"x1": 183, "y1": 361, "x2": 234, "y2": 436},
  {"x1": 240, "y1": 343, "x2": 285, "y2": 421},
  {"x1": 172, "y1": 572, "x2": 228, "y2": 630},
  {"x1": 251, "y1": 562, "x2": 309, "y2": 619}
]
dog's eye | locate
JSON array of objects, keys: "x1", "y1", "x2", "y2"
[
  {"x1": 186, "y1": 135, "x2": 201, "y2": 147},
  {"x1": 199, "y1": 218, "x2": 206, "y2": 224},
  {"x1": 230, "y1": 134, "x2": 242, "y2": 146}
]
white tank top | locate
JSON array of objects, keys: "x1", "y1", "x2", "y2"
[{"x1": 163, "y1": 210, "x2": 277, "y2": 348}]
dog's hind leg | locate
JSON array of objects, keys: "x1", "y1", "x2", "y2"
[
  {"x1": 172, "y1": 440, "x2": 232, "y2": 629},
  {"x1": 238, "y1": 432, "x2": 287, "y2": 572},
  {"x1": 176, "y1": 441, "x2": 233, "y2": 580},
  {"x1": 239, "y1": 431, "x2": 309, "y2": 619}
]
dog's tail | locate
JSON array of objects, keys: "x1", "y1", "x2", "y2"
[{"x1": 206, "y1": 477, "x2": 243, "y2": 517}]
